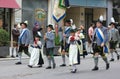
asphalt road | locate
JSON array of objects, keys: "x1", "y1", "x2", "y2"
[{"x1": 0, "y1": 49, "x2": 120, "y2": 79}]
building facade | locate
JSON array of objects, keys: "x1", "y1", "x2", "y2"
[
  {"x1": 0, "y1": 0, "x2": 118, "y2": 46},
  {"x1": 13, "y1": 0, "x2": 115, "y2": 31},
  {"x1": 65, "y1": 0, "x2": 112, "y2": 28}
]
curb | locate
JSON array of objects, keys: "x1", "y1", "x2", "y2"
[{"x1": 0, "y1": 57, "x2": 29, "y2": 61}]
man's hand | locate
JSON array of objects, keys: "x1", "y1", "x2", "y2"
[
  {"x1": 101, "y1": 43, "x2": 104, "y2": 47},
  {"x1": 44, "y1": 35, "x2": 47, "y2": 40},
  {"x1": 34, "y1": 43, "x2": 37, "y2": 47},
  {"x1": 25, "y1": 45, "x2": 29, "y2": 47},
  {"x1": 63, "y1": 34, "x2": 66, "y2": 37}
]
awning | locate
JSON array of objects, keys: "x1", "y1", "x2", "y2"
[
  {"x1": 69, "y1": 0, "x2": 107, "y2": 8},
  {"x1": 0, "y1": 0, "x2": 20, "y2": 8}
]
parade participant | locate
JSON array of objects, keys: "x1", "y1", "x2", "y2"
[
  {"x1": 109, "y1": 22, "x2": 120, "y2": 61},
  {"x1": 15, "y1": 22, "x2": 31, "y2": 65},
  {"x1": 32, "y1": 22, "x2": 42, "y2": 39},
  {"x1": 11, "y1": 24, "x2": 20, "y2": 58},
  {"x1": 106, "y1": 25, "x2": 112, "y2": 54},
  {"x1": 79, "y1": 25, "x2": 87, "y2": 58},
  {"x1": 28, "y1": 35, "x2": 44, "y2": 68},
  {"x1": 92, "y1": 20, "x2": 110, "y2": 71},
  {"x1": 68, "y1": 29, "x2": 78, "y2": 73},
  {"x1": 70, "y1": 19, "x2": 76, "y2": 30},
  {"x1": 75, "y1": 28, "x2": 84, "y2": 64},
  {"x1": 44, "y1": 24, "x2": 56, "y2": 69},
  {"x1": 87, "y1": 23, "x2": 95, "y2": 54},
  {"x1": 60, "y1": 20, "x2": 71, "y2": 67},
  {"x1": 88, "y1": 23, "x2": 95, "y2": 44}
]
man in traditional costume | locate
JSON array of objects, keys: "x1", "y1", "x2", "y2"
[
  {"x1": 15, "y1": 22, "x2": 31, "y2": 65},
  {"x1": 44, "y1": 25, "x2": 56, "y2": 69},
  {"x1": 92, "y1": 20, "x2": 110, "y2": 71},
  {"x1": 11, "y1": 24, "x2": 20, "y2": 58},
  {"x1": 109, "y1": 22, "x2": 120, "y2": 61},
  {"x1": 60, "y1": 20, "x2": 72, "y2": 67}
]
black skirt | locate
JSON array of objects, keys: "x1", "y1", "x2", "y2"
[{"x1": 38, "y1": 52, "x2": 44, "y2": 65}]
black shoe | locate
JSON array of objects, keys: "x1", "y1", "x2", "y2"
[
  {"x1": 15, "y1": 62, "x2": 22, "y2": 65},
  {"x1": 28, "y1": 65, "x2": 32, "y2": 68},
  {"x1": 83, "y1": 55, "x2": 85, "y2": 59},
  {"x1": 38, "y1": 65, "x2": 42, "y2": 68},
  {"x1": 46, "y1": 66, "x2": 51, "y2": 69},
  {"x1": 11, "y1": 55, "x2": 15, "y2": 58},
  {"x1": 106, "y1": 63, "x2": 110, "y2": 70},
  {"x1": 53, "y1": 64, "x2": 56, "y2": 69},
  {"x1": 60, "y1": 64, "x2": 66, "y2": 67},
  {"x1": 117, "y1": 55, "x2": 120, "y2": 60},
  {"x1": 110, "y1": 58, "x2": 114, "y2": 62},
  {"x1": 16, "y1": 55, "x2": 18, "y2": 57},
  {"x1": 92, "y1": 67, "x2": 99, "y2": 71},
  {"x1": 71, "y1": 69, "x2": 77, "y2": 73}
]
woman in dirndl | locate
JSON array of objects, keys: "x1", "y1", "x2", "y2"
[
  {"x1": 68, "y1": 29, "x2": 78, "y2": 73},
  {"x1": 28, "y1": 35, "x2": 44, "y2": 68}
]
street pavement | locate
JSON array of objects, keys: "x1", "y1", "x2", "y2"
[{"x1": 0, "y1": 49, "x2": 120, "y2": 79}]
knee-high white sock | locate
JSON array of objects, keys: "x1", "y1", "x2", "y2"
[
  {"x1": 72, "y1": 65, "x2": 77, "y2": 70},
  {"x1": 110, "y1": 50, "x2": 114, "y2": 59},
  {"x1": 18, "y1": 52, "x2": 22, "y2": 62},
  {"x1": 94, "y1": 56, "x2": 98, "y2": 67},
  {"x1": 62, "y1": 55, "x2": 66, "y2": 64}
]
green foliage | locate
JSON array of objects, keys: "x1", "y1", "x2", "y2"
[
  {"x1": 55, "y1": 34, "x2": 61, "y2": 46},
  {"x1": 0, "y1": 29, "x2": 9, "y2": 46}
]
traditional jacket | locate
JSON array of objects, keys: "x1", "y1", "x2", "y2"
[
  {"x1": 92, "y1": 26, "x2": 109, "y2": 46},
  {"x1": 18, "y1": 28, "x2": 31, "y2": 46},
  {"x1": 45, "y1": 31, "x2": 55, "y2": 48},
  {"x1": 12, "y1": 28, "x2": 20, "y2": 42},
  {"x1": 109, "y1": 28, "x2": 120, "y2": 41}
]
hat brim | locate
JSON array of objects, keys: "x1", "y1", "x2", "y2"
[{"x1": 47, "y1": 26, "x2": 54, "y2": 30}]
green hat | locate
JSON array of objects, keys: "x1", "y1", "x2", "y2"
[{"x1": 70, "y1": 29, "x2": 76, "y2": 33}]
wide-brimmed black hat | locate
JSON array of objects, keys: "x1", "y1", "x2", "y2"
[
  {"x1": 109, "y1": 22, "x2": 116, "y2": 26},
  {"x1": 20, "y1": 22, "x2": 28, "y2": 27},
  {"x1": 96, "y1": 19, "x2": 103, "y2": 24},
  {"x1": 65, "y1": 19, "x2": 71, "y2": 23},
  {"x1": 65, "y1": 19, "x2": 71, "y2": 24},
  {"x1": 47, "y1": 24, "x2": 54, "y2": 30}
]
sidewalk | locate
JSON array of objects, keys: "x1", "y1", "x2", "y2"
[{"x1": 0, "y1": 54, "x2": 29, "y2": 61}]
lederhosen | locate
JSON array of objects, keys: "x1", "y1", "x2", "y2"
[
  {"x1": 45, "y1": 32, "x2": 54, "y2": 57},
  {"x1": 109, "y1": 41, "x2": 118, "y2": 49},
  {"x1": 92, "y1": 31, "x2": 104, "y2": 56},
  {"x1": 61, "y1": 27, "x2": 71, "y2": 52},
  {"x1": 109, "y1": 29, "x2": 118, "y2": 49},
  {"x1": 18, "y1": 30, "x2": 29, "y2": 54},
  {"x1": 61, "y1": 40, "x2": 69, "y2": 52}
]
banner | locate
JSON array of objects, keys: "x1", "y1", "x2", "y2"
[
  {"x1": 52, "y1": 0, "x2": 66, "y2": 23},
  {"x1": 59, "y1": 0, "x2": 70, "y2": 8}
]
